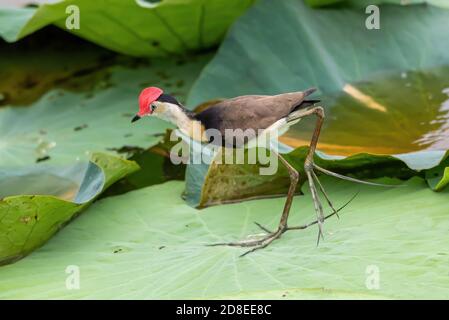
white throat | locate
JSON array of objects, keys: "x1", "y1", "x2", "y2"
[
  {"x1": 154, "y1": 102, "x2": 190, "y2": 126},
  {"x1": 152, "y1": 102, "x2": 205, "y2": 141}
]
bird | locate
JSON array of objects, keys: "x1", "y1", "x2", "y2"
[{"x1": 131, "y1": 86, "x2": 380, "y2": 256}]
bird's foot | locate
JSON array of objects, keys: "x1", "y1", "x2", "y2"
[
  {"x1": 306, "y1": 161, "x2": 390, "y2": 244},
  {"x1": 207, "y1": 192, "x2": 357, "y2": 257},
  {"x1": 207, "y1": 225, "x2": 288, "y2": 257},
  {"x1": 254, "y1": 221, "x2": 273, "y2": 234},
  {"x1": 207, "y1": 175, "x2": 359, "y2": 257},
  {"x1": 304, "y1": 160, "x2": 341, "y2": 245}
]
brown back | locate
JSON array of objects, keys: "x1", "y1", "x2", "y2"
[{"x1": 194, "y1": 91, "x2": 311, "y2": 147}]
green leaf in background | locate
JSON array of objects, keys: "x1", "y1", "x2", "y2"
[
  {"x1": 0, "y1": 7, "x2": 36, "y2": 42},
  {"x1": 0, "y1": 0, "x2": 254, "y2": 57},
  {"x1": 0, "y1": 176, "x2": 448, "y2": 298},
  {"x1": 284, "y1": 68, "x2": 449, "y2": 159},
  {"x1": 101, "y1": 137, "x2": 187, "y2": 197},
  {"x1": 0, "y1": 27, "x2": 118, "y2": 107},
  {"x1": 425, "y1": 151, "x2": 449, "y2": 191},
  {"x1": 184, "y1": 145, "x2": 416, "y2": 208},
  {"x1": 0, "y1": 153, "x2": 139, "y2": 265},
  {"x1": 187, "y1": 0, "x2": 449, "y2": 189},
  {"x1": 0, "y1": 52, "x2": 211, "y2": 165},
  {"x1": 188, "y1": 1, "x2": 449, "y2": 103}
]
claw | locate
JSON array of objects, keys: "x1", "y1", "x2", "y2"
[
  {"x1": 312, "y1": 170, "x2": 340, "y2": 219},
  {"x1": 240, "y1": 243, "x2": 270, "y2": 257},
  {"x1": 254, "y1": 222, "x2": 273, "y2": 234},
  {"x1": 305, "y1": 169, "x2": 326, "y2": 242},
  {"x1": 288, "y1": 191, "x2": 359, "y2": 231},
  {"x1": 316, "y1": 223, "x2": 324, "y2": 246},
  {"x1": 206, "y1": 239, "x2": 258, "y2": 248},
  {"x1": 207, "y1": 227, "x2": 286, "y2": 256}
]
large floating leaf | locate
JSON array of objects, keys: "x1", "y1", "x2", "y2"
[
  {"x1": 0, "y1": 176, "x2": 448, "y2": 298},
  {"x1": 188, "y1": 1, "x2": 449, "y2": 104},
  {"x1": 284, "y1": 69, "x2": 449, "y2": 158},
  {"x1": 0, "y1": 0, "x2": 254, "y2": 57},
  {"x1": 0, "y1": 153, "x2": 139, "y2": 265},
  {"x1": 184, "y1": 145, "x2": 416, "y2": 208},
  {"x1": 100, "y1": 139, "x2": 186, "y2": 198},
  {"x1": 425, "y1": 151, "x2": 449, "y2": 191},
  {"x1": 0, "y1": 53, "x2": 211, "y2": 166},
  {"x1": 187, "y1": 0, "x2": 449, "y2": 191}
]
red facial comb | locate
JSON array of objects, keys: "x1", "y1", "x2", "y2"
[{"x1": 138, "y1": 87, "x2": 163, "y2": 116}]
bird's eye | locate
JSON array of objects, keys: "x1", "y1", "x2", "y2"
[{"x1": 150, "y1": 103, "x2": 157, "y2": 111}]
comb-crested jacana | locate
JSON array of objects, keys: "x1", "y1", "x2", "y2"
[{"x1": 132, "y1": 87, "x2": 377, "y2": 256}]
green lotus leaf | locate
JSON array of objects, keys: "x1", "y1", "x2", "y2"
[
  {"x1": 0, "y1": 53, "x2": 210, "y2": 166},
  {"x1": 187, "y1": 0, "x2": 449, "y2": 190},
  {"x1": 188, "y1": 1, "x2": 449, "y2": 104},
  {"x1": 0, "y1": 152, "x2": 139, "y2": 265},
  {"x1": 0, "y1": 176, "x2": 448, "y2": 298},
  {"x1": 101, "y1": 138, "x2": 186, "y2": 198},
  {"x1": 425, "y1": 151, "x2": 449, "y2": 191},
  {"x1": 0, "y1": 0, "x2": 254, "y2": 57},
  {"x1": 184, "y1": 145, "x2": 417, "y2": 208},
  {"x1": 0, "y1": 26, "x2": 118, "y2": 107}
]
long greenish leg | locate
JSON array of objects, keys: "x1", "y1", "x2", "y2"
[
  {"x1": 207, "y1": 152, "x2": 299, "y2": 256},
  {"x1": 299, "y1": 106, "x2": 326, "y2": 244}
]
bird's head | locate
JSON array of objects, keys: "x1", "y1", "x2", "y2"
[
  {"x1": 131, "y1": 87, "x2": 163, "y2": 122},
  {"x1": 131, "y1": 86, "x2": 183, "y2": 123}
]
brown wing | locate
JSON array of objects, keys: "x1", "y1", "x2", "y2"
[{"x1": 194, "y1": 89, "x2": 316, "y2": 147}]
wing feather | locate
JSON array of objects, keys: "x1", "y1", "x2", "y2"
[{"x1": 194, "y1": 90, "x2": 317, "y2": 147}]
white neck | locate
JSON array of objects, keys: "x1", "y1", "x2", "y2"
[
  {"x1": 152, "y1": 102, "x2": 205, "y2": 140},
  {"x1": 153, "y1": 102, "x2": 190, "y2": 127}
]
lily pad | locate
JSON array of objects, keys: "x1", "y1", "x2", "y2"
[
  {"x1": 100, "y1": 138, "x2": 186, "y2": 197},
  {"x1": 0, "y1": 152, "x2": 139, "y2": 265},
  {"x1": 186, "y1": 0, "x2": 449, "y2": 191},
  {"x1": 284, "y1": 68, "x2": 449, "y2": 160},
  {"x1": 0, "y1": 176, "x2": 448, "y2": 298},
  {"x1": 184, "y1": 145, "x2": 417, "y2": 208},
  {"x1": 0, "y1": 0, "x2": 254, "y2": 57},
  {"x1": 0, "y1": 53, "x2": 211, "y2": 166},
  {"x1": 188, "y1": 1, "x2": 449, "y2": 104},
  {"x1": 425, "y1": 151, "x2": 449, "y2": 191}
]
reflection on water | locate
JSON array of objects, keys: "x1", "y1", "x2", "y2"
[
  {"x1": 414, "y1": 88, "x2": 449, "y2": 150},
  {"x1": 0, "y1": 174, "x2": 79, "y2": 201},
  {"x1": 343, "y1": 84, "x2": 387, "y2": 112},
  {"x1": 283, "y1": 67, "x2": 449, "y2": 156}
]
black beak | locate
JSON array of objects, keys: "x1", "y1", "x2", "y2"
[{"x1": 131, "y1": 115, "x2": 141, "y2": 123}]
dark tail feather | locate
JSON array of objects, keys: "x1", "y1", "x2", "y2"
[
  {"x1": 299, "y1": 87, "x2": 319, "y2": 108},
  {"x1": 288, "y1": 88, "x2": 320, "y2": 121},
  {"x1": 299, "y1": 99, "x2": 320, "y2": 108},
  {"x1": 304, "y1": 87, "x2": 317, "y2": 97}
]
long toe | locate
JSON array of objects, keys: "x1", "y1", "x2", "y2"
[
  {"x1": 312, "y1": 170, "x2": 340, "y2": 219},
  {"x1": 254, "y1": 221, "x2": 273, "y2": 234},
  {"x1": 207, "y1": 227, "x2": 286, "y2": 253}
]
